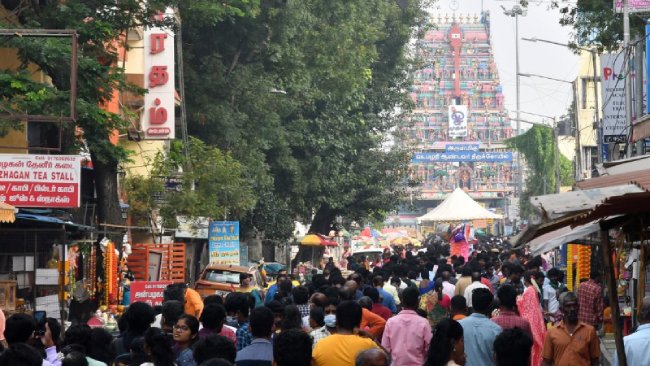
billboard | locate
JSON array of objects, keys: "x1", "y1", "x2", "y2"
[
  {"x1": 208, "y1": 221, "x2": 240, "y2": 265},
  {"x1": 412, "y1": 151, "x2": 513, "y2": 163},
  {"x1": 600, "y1": 53, "x2": 628, "y2": 143},
  {"x1": 0, "y1": 154, "x2": 82, "y2": 208},
  {"x1": 143, "y1": 9, "x2": 175, "y2": 139},
  {"x1": 614, "y1": 0, "x2": 650, "y2": 13},
  {"x1": 448, "y1": 105, "x2": 468, "y2": 138}
]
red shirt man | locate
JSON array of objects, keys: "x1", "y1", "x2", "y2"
[{"x1": 577, "y1": 276, "x2": 603, "y2": 328}]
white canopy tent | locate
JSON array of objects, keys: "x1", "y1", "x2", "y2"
[{"x1": 417, "y1": 188, "x2": 503, "y2": 223}]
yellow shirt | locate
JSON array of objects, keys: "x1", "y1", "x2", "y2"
[{"x1": 313, "y1": 334, "x2": 378, "y2": 366}]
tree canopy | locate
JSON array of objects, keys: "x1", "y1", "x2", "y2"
[{"x1": 507, "y1": 125, "x2": 574, "y2": 218}]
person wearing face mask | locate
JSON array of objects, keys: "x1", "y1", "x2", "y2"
[{"x1": 541, "y1": 292, "x2": 600, "y2": 366}]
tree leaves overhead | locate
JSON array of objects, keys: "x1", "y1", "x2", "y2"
[{"x1": 181, "y1": 0, "x2": 427, "y2": 235}]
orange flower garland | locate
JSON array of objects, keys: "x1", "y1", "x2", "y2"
[{"x1": 104, "y1": 241, "x2": 118, "y2": 305}]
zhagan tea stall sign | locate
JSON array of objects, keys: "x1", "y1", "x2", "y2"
[{"x1": 0, "y1": 154, "x2": 82, "y2": 208}]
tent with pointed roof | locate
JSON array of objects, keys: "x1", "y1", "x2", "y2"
[{"x1": 417, "y1": 188, "x2": 503, "y2": 223}]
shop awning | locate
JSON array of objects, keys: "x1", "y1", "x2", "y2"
[
  {"x1": 0, "y1": 202, "x2": 16, "y2": 223},
  {"x1": 527, "y1": 220, "x2": 601, "y2": 256},
  {"x1": 529, "y1": 184, "x2": 643, "y2": 221},
  {"x1": 14, "y1": 213, "x2": 94, "y2": 231}
]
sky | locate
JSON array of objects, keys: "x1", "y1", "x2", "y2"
[{"x1": 432, "y1": 0, "x2": 581, "y2": 128}]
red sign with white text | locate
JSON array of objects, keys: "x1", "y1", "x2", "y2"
[
  {"x1": 0, "y1": 154, "x2": 82, "y2": 208},
  {"x1": 143, "y1": 9, "x2": 175, "y2": 140},
  {"x1": 130, "y1": 281, "x2": 173, "y2": 307}
]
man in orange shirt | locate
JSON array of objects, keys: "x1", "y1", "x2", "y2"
[
  {"x1": 184, "y1": 286, "x2": 204, "y2": 317},
  {"x1": 542, "y1": 292, "x2": 600, "y2": 366}
]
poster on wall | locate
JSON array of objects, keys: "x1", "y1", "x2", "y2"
[
  {"x1": 142, "y1": 8, "x2": 175, "y2": 139},
  {"x1": 600, "y1": 53, "x2": 628, "y2": 143},
  {"x1": 448, "y1": 105, "x2": 468, "y2": 138},
  {"x1": 130, "y1": 281, "x2": 173, "y2": 307},
  {"x1": 0, "y1": 154, "x2": 82, "y2": 208},
  {"x1": 208, "y1": 221, "x2": 240, "y2": 265}
]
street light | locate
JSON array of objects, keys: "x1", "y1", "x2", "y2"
[
  {"x1": 502, "y1": 5, "x2": 527, "y2": 198},
  {"x1": 513, "y1": 110, "x2": 561, "y2": 194},
  {"x1": 522, "y1": 37, "x2": 603, "y2": 164}
]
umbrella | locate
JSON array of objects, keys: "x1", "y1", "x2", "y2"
[
  {"x1": 299, "y1": 233, "x2": 337, "y2": 247},
  {"x1": 0, "y1": 202, "x2": 16, "y2": 223},
  {"x1": 390, "y1": 237, "x2": 422, "y2": 246}
]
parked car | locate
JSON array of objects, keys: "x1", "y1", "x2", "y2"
[{"x1": 194, "y1": 263, "x2": 265, "y2": 299}]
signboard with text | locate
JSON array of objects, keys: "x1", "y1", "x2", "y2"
[
  {"x1": 445, "y1": 143, "x2": 480, "y2": 153},
  {"x1": 130, "y1": 281, "x2": 172, "y2": 307},
  {"x1": 448, "y1": 105, "x2": 468, "y2": 138},
  {"x1": 600, "y1": 53, "x2": 628, "y2": 143},
  {"x1": 0, "y1": 154, "x2": 82, "y2": 208},
  {"x1": 614, "y1": 0, "x2": 650, "y2": 13},
  {"x1": 143, "y1": 9, "x2": 175, "y2": 139},
  {"x1": 412, "y1": 151, "x2": 513, "y2": 163},
  {"x1": 208, "y1": 221, "x2": 240, "y2": 265}
]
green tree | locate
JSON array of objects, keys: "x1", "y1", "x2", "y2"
[
  {"x1": 551, "y1": 0, "x2": 645, "y2": 50},
  {"x1": 507, "y1": 125, "x2": 575, "y2": 218},
  {"x1": 124, "y1": 137, "x2": 256, "y2": 227},
  {"x1": 180, "y1": 0, "x2": 427, "y2": 239}
]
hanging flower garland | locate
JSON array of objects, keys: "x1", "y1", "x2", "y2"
[{"x1": 103, "y1": 240, "x2": 118, "y2": 305}]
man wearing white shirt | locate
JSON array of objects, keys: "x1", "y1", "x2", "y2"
[
  {"x1": 441, "y1": 270, "x2": 456, "y2": 299},
  {"x1": 463, "y1": 271, "x2": 488, "y2": 310},
  {"x1": 613, "y1": 296, "x2": 650, "y2": 366}
]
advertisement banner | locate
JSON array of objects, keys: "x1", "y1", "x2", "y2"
[
  {"x1": 600, "y1": 53, "x2": 628, "y2": 143},
  {"x1": 143, "y1": 9, "x2": 175, "y2": 139},
  {"x1": 445, "y1": 143, "x2": 480, "y2": 152},
  {"x1": 0, "y1": 154, "x2": 82, "y2": 208},
  {"x1": 412, "y1": 151, "x2": 513, "y2": 163},
  {"x1": 130, "y1": 281, "x2": 173, "y2": 307},
  {"x1": 448, "y1": 105, "x2": 468, "y2": 138},
  {"x1": 208, "y1": 221, "x2": 240, "y2": 265},
  {"x1": 614, "y1": 0, "x2": 650, "y2": 13}
]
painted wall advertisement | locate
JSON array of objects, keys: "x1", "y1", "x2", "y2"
[
  {"x1": 143, "y1": 9, "x2": 175, "y2": 139},
  {"x1": 448, "y1": 105, "x2": 468, "y2": 138},
  {"x1": 0, "y1": 154, "x2": 82, "y2": 208},
  {"x1": 130, "y1": 281, "x2": 172, "y2": 307},
  {"x1": 600, "y1": 53, "x2": 628, "y2": 143},
  {"x1": 208, "y1": 221, "x2": 240, "y2": 265}
]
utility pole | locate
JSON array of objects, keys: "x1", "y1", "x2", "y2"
[
  {"x1": 554, "y1": 117, "x2": 560, "y2": 193},
  {"x1": 503, "y1": 4, "x2": 526, "y2": 197},
  {"x1": 592, "y1": 49, "x2": 603, "y2": 163},
  {"x1": 624, "y1": 0, "x2": 634, "y2": 157},
  {"x1": 635, "y1": 36, "x2": 645, "y2": 155},
  {"x1": 573, "y1": 81, "x2": 582, "y2": 179}
]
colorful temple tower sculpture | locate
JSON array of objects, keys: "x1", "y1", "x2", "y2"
[{"x1": 404, "y1": 12, "x2": 516, "y2": 212}]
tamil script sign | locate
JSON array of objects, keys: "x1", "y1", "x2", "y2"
[
  {"x1": 614, "y1": 0, "x2": 650, "y2": 13},
  {"x1": 208, "y1": 221, "x2": 240, "y2": 265},
  {"x1": 130, "y1": 281, "x2": 172, "y2": 307},
  {"x1": 445, "y1": 143, "x2": 480, "y2": 152},
  {"x1": 600, "y1": 53, "x2": 628, "y2": 143},
  {"x1": 448, "y1": 105, "x2": 468, "y2": 138},
  {"x1": 412, "y1": 152, "x2": 513, "y2": 163},
  {"x1": 0, "y1": 154, "x2": 82, "y2": 208},
  {"x1": 143, "y1": 9, "x2": 175, "y2": 139}
]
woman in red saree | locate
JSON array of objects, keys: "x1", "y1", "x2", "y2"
[{"x1": 516, "y1": 271, "x2": 546, "y2": 366}]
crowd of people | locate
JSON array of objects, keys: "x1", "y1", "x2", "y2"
[{"x1": 0, "y1": 241, "x2": 643, "y2": 366}]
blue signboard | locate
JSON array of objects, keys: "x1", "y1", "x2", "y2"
[
  {"x1": 412, "y1": 151, "x2": 513, "y2": 163},
  {"x1": 445, "y1": 143, "x2": 480, "y2": 152},
  {"x1": 208, "y1": 221, "x2": 240, "y2": 265}
]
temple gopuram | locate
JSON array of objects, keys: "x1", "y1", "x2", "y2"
[{"x1": 392, "y1": 12, "x2": 516, "y2": 229}]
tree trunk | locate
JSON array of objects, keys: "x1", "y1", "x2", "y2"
[
  {"x1": 308, "y1": 204, "x2": 336, "y2": 235},
  {"x1": 293, "y1": 204, "x2": 336, "y2": 270},
  {"x1": 91, "y1": 152, "x2": 124, "y2": 246}
]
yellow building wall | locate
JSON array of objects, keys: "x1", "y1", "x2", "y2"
[
  {"x1": 575, "y1": 50, "x2": 601, "y2": 148},
  {"x1": 0, "y1": 47, "x2": 55, "y2": 154}
]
